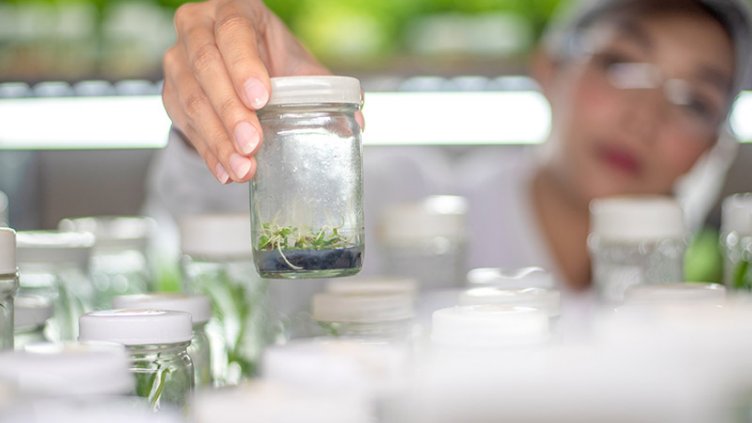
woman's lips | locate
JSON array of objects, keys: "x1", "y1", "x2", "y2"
[{"x1": 596, "y1": 143, "x2": 642, "y2": 176}]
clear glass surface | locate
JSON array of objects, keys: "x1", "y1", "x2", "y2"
[
  {"x1": 380, "y1": 238, "x2": 466, "y2": 290},
  {"x1": 129, "y1": 342, "x2": 194, "y2": 412},
  {"x1": 0, "y1": 273, "x2": 18, "y2": 350},
  {"x1": 723, "y1": 231, "x2": 752, "y2": 290},
  {"x1": 189, "y1": 323, "x2": 212, "y2": 387}
]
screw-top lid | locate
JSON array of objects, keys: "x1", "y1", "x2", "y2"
[
  {"x1": 112, "y1": 293, "x2": 211, "y2": 324},
  {"x1": 58, "y1": 216, "x2": 154, "y2": 252},
  {"x1": 79, "y1": 309, "x2": 193, "y2": 345},
  {"x1": 16, "y1": 231, "x2": 94, "y2": 267},
  {"x1": 379, "y1": 196, "x2": 468, "y2": 246},
  {"x1": 312, "y1": 292, "x2": 414, "y2": 323},
  {"x1": 0, "y1": 341, "x2": 132, "y2": 396},
  {"x1": 459, "y1": 287, "x2": 561, "y2": 317},
  {"x1": 466, "y1": 267, "x2": 554, "y2": 289},
  {"x1": 179, "y1": 213, "x2": 252, "y2": 259},
  {"x1": 14, "y1": 295, "x2": 53, "y2": 329},
  {"x1": 265, "y1": 76, "x2": 362, "y2": 107},
  {"x1": 590, "y1": 196, "x2": 685, "y2": 242},
  {"x1": 0, "y1": 228, "x2": 16, "y2": 274},
  {"x1": 431, "y1": 305, "x2": 549, "y2": 348},
  {"x1": 326, "y1": 277, "x2": 419, "y2": 296},
  {"x1": 722, "y1": 193, "x2": 752, "y2": 236},
  {"x1": 624, "y1": 283, "x2": 726, "y2": 305}
]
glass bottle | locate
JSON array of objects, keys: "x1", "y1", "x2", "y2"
[
  {"x1": 0, "y1": 191, "x2": 7, "y2": 226},
  {"x1": 13, "y1": 294, "x2": 52, "y2": 349},
  {"x1": 112, "y1": 293, "x2": 213, "y2": 387},
  {"x1": 589, "y1": 196, "x2": 686, "y2": 303},
  {"x1": 721, "y1": 193, "x2": 752, "y2": 290},
  {"x1": 78, "y1": 309, "x2": 194, "y2": 411},
  {"x1": 251, "y1": 76, "x2": 364, "y2": 279},
  {"x1": 0, "y1": 228, "x2": 18, "y2": 351},
  {"x1": 180, "y1": 213, "x2": 269, "y2": 386}
]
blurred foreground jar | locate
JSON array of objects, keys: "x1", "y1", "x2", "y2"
[
  {"x1": 721, "y1": 194, "x2": 752, "y2": 290},
  {"x1": 251, "y1": 76, "x2": 364, "y2": 279},
  {"x1": 79, "y1": 309, "x2": 194, "y2": 411},
  {"x1": 0, "y1": 228, "x2": 18, "y2": 350},
  {"x1": 113, "y1": 293, "x2": 213, "y2": 387},
  {"x1": 13, "y1": 295, "x2": 52, "y2": 349},
  {"x1": 180, "y1": 214, "x2": 269, "y2": 385},
  {"x1": 16, "y1": 231, "x2": 94, "y2": 341},
  {"x1": 589, "y1": 197, "x2": 686, "y2": 303}
]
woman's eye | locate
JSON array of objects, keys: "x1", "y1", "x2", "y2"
[
  {"x1": 595, "y1": 51, "x2": 636, "y2": 69},
  {"x1": 682, "y1": 97, "x2": 716, "y2": 121}
]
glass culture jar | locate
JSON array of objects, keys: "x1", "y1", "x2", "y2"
[
  {"x1": 180, "y1": 213, "x2": 270, "y2": 386},
  {"x1": 0, "y1": 191, "x2": 8, "y2": 226},
  {"x1": 251, "y1": 76, "x2": 364, "y2": 279},
  {"x1": 16, "y1": 231, "x2": 95, "y2": 342},
  {"x1": 0, "y1": 228, "x2": 18, "y2": 351},
  {"x1": 79, "y1": 309, "x2": 194, "y2": 411},
  {"x1": 112, "y1": 293, "x2": 213, "y2": 387},
  {"x1": 589, "y1": 196, "x2": 686, "y2": 304},
  {"x1": 13, "y1": 295, "x2": 52, "y2": 349},
  {"x1": 721, "y1": 193, "x2": 752, "y2": 290}
]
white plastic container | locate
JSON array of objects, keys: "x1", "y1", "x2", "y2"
[
  {"x1": 458, "y1": 287, "x2": 561, "y2": 319},
  {"x1": 326, "y1": 276, "x2": 419, "y2": 297},
  {"x1": 13, "y1": 295, "x2": 52, "y2": 349},
  {"x1": 311, "y1": 292, "x2": 414, "y2": 342},
  {"x1": 0, "y1": 228, "x2": 17, "y2": 351}
]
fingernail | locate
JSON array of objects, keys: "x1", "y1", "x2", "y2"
[
  {"x1": 234, "y1": 121, "x2": 260, "y2": 155},
  {"x1": 244, "y1": 78, "x2": 269, "y2": 110},
  {"x1": 229, "y1": 153, "x2": 252, "y2": 179},
  {"x1": 215, "y1": 163, "x2": 230, "y2": 184}
]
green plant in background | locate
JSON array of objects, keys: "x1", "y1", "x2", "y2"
[
  {"x1": 733, "y1": 259, "x2": 751, "y2": 290},
  {"x1": 684, "y1": 228, "x2": 724, "y2": 284}
]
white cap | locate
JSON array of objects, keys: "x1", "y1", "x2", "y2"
[
  {"x1": 112, "y1": 293, "x2": 211, "y2": 324},
  {"x1": 326, "y1": 276, "x2": 418, "y2": 296},
  {"x1": 0, "y1": 341, "x2": 132, "y2": 396},
  {"x1": 722, "y1": 193, "x2": 752, "y2": 236},
  {"x1": 0, "y1": 227, "x2": 16, "y2": 275},
  {"x1": 58, "y1": 216, "x2": 154, "y2": 251},
  {"x1": 79, "y1": 309, "x2": 193, "y2": 345},
  {"x1": 179, "y1": 213, "x2": 252, "y2": 259},
  {"x1": 459, "y1": 287, "x2": 561, "y2": 317},
  {"x1": 265, "y1": 76, "x2": 362, "y2": 107},
  {"x1": 431, "y1": 305, "x2": 549, "y2": 348},
  {"x1": 379, "y1": 196, "x2": 468, "y2": 246},
  {"x1": 2, "y1": 399, "x2": 184, "y2": 423},
  {"x1": 589, "y1": 196, "x2": 685, "y2": 242},
  {"x1": 312, "y1": 292, "x2": 414, "y2": 323},
  {"x1": 624, "y1": 282, "x2": 726, "y2": 305},
  {"x1": 14, "y1": 295, "x2": 53, "y2": 329},
  {"x1": 466, "y1": 267, "x2": 554, "y2": 289},
  {"x1": 16, "y1": 231, "x2": 94, "y2": 268}
]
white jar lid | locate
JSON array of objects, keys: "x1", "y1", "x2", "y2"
[
  {"x1": 459, "y1": 287, "x2": 561, "y2": 317},
  {"x1": 722, "y1": 193, "x2": 752, "y2": 236},
  {"x1": 58, "y1": 216, "x2": 153, "y2": 251},
  {"x1": 179, "y1": 213, "x2": 252, "y2": 259},
  {"x1": 326, "y1": 276, "x2": 418, "y2": 296},
  {"x1": 266, "y1": 76, "x2": 361, "y2": 106},
  {"x1": 1, "y1": 398, "x2": 184, "y2": 423},
  {"x1": 0, "y1": 341, "x2": 132, "y2": 396},
  {"x1": 624, "y1": 282, "x2": 726, "y2": 305},
  {"x1": 79, "y1": 309, "x2": 193, "y2": 345},
  {"x1": 466, "y1": 267, "x2": 554, "y2": 289},
  {"x1": 16, "y1": 231, "x2": 94, "y2": 267},
  {"x1": 112, "y1": 293, "x2": 211, "y2": 324},
  {"x1": 0, "y1": 227, "x2": 16, "y2": 275},
  {"x1": 14, "y1": 295, "x2": 53, "y2": 329},
  {"x1": 431, "y1": 305, "x2": 549, "y2": 348},
  {"x1": 312, "y1": 292, "x2": 414, "y2": 323},
  {"x1": 379, "y1": 196, "x2": 468, "y2": 245},
  {"x1": 590, "y1": 196, "x2": 685, "y2": 242}
]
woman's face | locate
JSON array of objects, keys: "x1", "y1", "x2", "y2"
[{"x1": 543, "y1": 10, "x2": 735, "y2": 202}]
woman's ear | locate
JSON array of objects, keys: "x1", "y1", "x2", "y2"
[{"x1": 530, "y1": 46, "x2": 558, "y2": 98}]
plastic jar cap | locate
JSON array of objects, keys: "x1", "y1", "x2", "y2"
[
  {"x1": 16, "y1": 231, "x2": 94, "y2": 267},
  {"x1": 379, "y1": 196, "x2": 468, "y2": 244},
  {"x1": 459, "y1": 287, "x2": 561, "y2": 317},
  {"x1": 722, "y1": 193, "x2": 752, "y2": 235},
  {"x1": 466, "y1": 267, "x2": 554, "y2": 289},
  {"x1": 624, "y1": 282, "x2": 726, "y2": 305},
  {"x1": 58, "y1": 216, "x2": 153, "y2": 251},
  {"x1": 1, "y1": 399, "x2": 185, "y2": 423},
  {"x1": 0, "y1": 228, "x2": 16, "y2": 275},
  {"x1": 179, "y1": 213, "x2": 252, "y2": 259},
  {"x1": 326, "y1": 277, "x2": 419, "y2": 296},
  {"x1": 112, "y1": 293, "x2": 211, "y2": 324},
  {"x1": 79, "y1": 309, "x2": 193, "y2": 345},
  {"x1": 265, "y1": 76, "x2": 361, "y2": 107},
  {"x1": 0, "y1": 341, "x2": 133, "y2": 396},
  {"x1": 589, "y1": 196, "x2": 685, "y2": 242},
  {"x1": 312, "y1": 292, "x2": 414, "y2": 323},
  {"x1": 431, "y1": 305, "x2": 549, "y2": 348},
  {"x1": 14, "y1": 295, "x2": 53, "y2": 329}
]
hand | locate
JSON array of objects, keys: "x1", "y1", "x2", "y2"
[{"x1": 162, "y1": 0, "x2": 329, "y2": 183}]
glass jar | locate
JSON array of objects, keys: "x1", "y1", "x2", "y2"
[
  {"x1": 16, "y1": 231, "x2": 95, "y2": 341},
  {"x1": 59, "y1": 216, "x2": 154, "y2": 308},
  {"x1": 112, "y1": 293, "x2": 213, "y2": 387},
  {"x1": 721, "y1": 194, "x2": 752, "y2": 290},
  {"x1": 78, "y1": 310, "x2": 194, "y2": 411},
  {"x1": 180, "y1": 214, "x2": 270, "y2": 386},
  {"x1": 589, "y1": 197, "x2": 686, "y2": 303},
  {"x1": 13, "y1": 295, "x2": 52, "y2": 349},
  {"x1": 0, "y1": 191, "x2": 8, "y2": 226},
  {"x1": 251, "y1": 76, "x2": 364, "y2": 279},
  {"x1": 0, "y1": 228, "x2": 18, "y2": 351}
]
